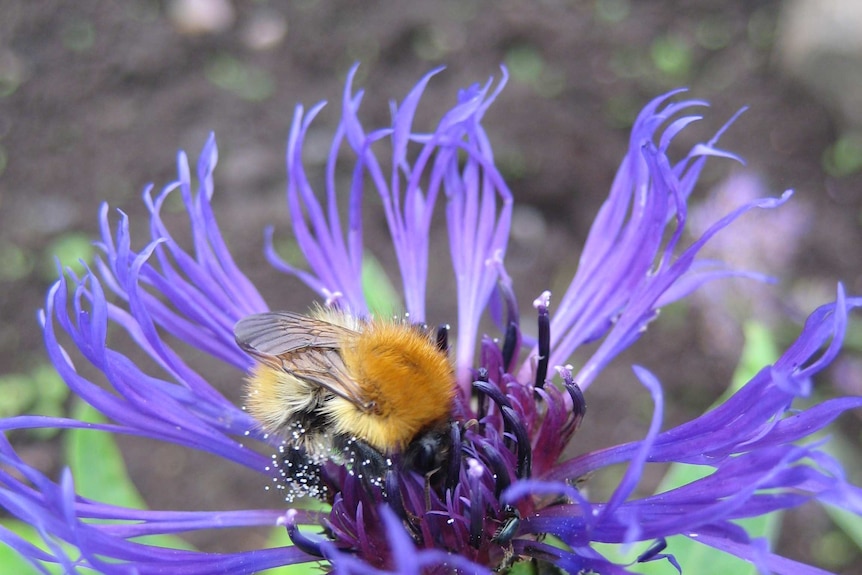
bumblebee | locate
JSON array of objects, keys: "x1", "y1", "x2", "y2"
[{"x1": 234, "y1": 307, "x2": 456, "y2": 488}]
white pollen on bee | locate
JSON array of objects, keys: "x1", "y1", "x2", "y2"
[{"x1": 447, "y1": 518, "x2": 454, "y2": 525}]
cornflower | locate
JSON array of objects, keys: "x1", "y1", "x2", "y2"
[{"x1": 1, "y1": 65, "x2": 861, "y2": 574}]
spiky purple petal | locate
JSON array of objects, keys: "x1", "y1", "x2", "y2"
[{"x1": 1, "y1": 68, "x2": 860, "y2": 575}]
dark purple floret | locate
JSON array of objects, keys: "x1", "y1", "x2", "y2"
[{"x1": 533, "y1": 292, "x2": 552, "y2": 389}]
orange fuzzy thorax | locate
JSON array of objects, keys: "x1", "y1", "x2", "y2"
[{"x1": 330, "y1": 320, "x2": 455, "y2": 453}]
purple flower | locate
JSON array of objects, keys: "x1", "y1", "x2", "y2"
[{"x1": 2, "y1": 65, "x2": 861, "y2": 574}]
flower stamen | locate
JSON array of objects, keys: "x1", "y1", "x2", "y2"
[
  {"x1": 478, "y1": 442, "x2": 509, "y2": 498},
  {"x1": 533, "y1": 291, "x2": 552, "y2": 388},
  {"x1": 501, "y1": 321, "x2": 520, "y2": 374},
  {"x1": 467, "y1": 458, "x2": 485, "y2": 548},
  {"x1": 473, "y1": 367, "x2": 491, "y2": 424},
  {"x1": 446, "y1": 421, "x2": 463, "y2": 493},
  {"x1": 435, "y1": 323, "x2": 450, "y2": 353},
  {"x1": 500, "y1": 405, "x2": 532, "y2": 479},
  {"x1": 556, "y1": 365, "x2": 587, "y2": 435}
]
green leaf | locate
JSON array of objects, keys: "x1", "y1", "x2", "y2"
[
  {"x1": 0, "y1": 518, "x2": 100, "y2": 574},
  {"x1": 0, "y1": 363, "x2": 70, "y2": 439},
  {"x1": 821, "y1": 434, "x2": 862, "y2": 552},
  {"x1": 0, "y1": 373, "x2": 37, "y2": 417},
  {"x1": 32, "y1": 363, "x2": 69, "y2": 403},
  {"x1": 65, "y1": 399, "x2": 147, "y2": 509},
  {"x1": 730, "y1": 322, "x2": 780, "y2": 391},
  {"x1": 0, "y1": 520, "x2": 47, "y2": 575},
  {"x1": 507, "y1": 560, "x2": 539, "y2": 575},
  {"x1": 826, "y1": 506, "x2": 862, "y2": 551},
  {"x1": 259, "y1": 499, "x2": 331, "y2": 575},
  {"x1": 64, "y1": 399, "x2": 193, "y2": 550},
  {"x1": 362, "y1": 254, "x2": 401, "y2": 317},
  {"x1": 257, "y1": 528, "x2": 321, "y2": 575},
  {"x1": 596, "y1": 322, "x2": 784, "y2": 573}
]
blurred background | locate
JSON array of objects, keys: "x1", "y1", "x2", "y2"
[{"x1": 1, "y1": 0, "x2": 861, "y2": 572}]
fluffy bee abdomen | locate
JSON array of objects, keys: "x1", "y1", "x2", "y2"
[{"x1": 245, "y1": 363, "x2": 326, "y2": 435}]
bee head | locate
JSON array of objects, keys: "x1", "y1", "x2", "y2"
[{"x1": 401, "y1": 424, "x2": 453, "y2": 476}]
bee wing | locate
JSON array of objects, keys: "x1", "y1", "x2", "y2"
[
  {"x1": 283, "y1": 346, "x2": 373, "y2": 408},
  {"x1": 234, "y1": 311, "x2": 373, "y2": 412},
  {"x1": 234, "y1": 311, "x2": 348, "y2": 356}
]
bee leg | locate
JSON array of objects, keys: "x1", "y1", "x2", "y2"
[
  {"x1": 278, "y1": 445, "x2": 331, "y2": 500},
  {"x1": 334, "y1": 435, "x2": 390, "y2": 487}
]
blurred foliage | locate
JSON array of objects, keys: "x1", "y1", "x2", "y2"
[
  {"x1": 0, "y1": 363, "x2": 68, "y2": 439},
  {"x1": 0, "y1": 240, "x2": 33, "y2": 282},
  {"x1": 594, "y1": 0, "x2": 631, "y2": 24},
  {"x1": 695, "y1": 15, "x2": 732, "y2": 50},
  {"x1": 650, "y1": 34, "x2": 693, "y2": 80},
  {"x1": 61, "y1": 18, "x2": 96, "y2": 53},
  {"x1": 42, "y1": 232, "x2": 94, "y2": 281},
  {"x1": 822, "y1": 134, "x2": 862, "y2": 178},
  {"x1": 0, "y1": 520, "x2": 95, "y2": 575},
  {"x1": 205, "y1": 54, "x2": 275, "y2": 102},
  {"x1": 504, "y1": 44, "x2": 565, "y2": 99}
]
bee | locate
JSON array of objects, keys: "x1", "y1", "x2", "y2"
[{"x1": 234, "y1": 307, "x2": 456, "y2": 491}]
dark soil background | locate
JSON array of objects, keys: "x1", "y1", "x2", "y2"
[{"x1": 2, "y1": 1, "x2": 862, "y2": 573}]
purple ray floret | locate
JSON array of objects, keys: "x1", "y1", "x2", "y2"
[{"x1": 1, "y1": 66, "x2": 860, "y2": 575}]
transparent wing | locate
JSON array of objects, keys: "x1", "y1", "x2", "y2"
[
  {"x1": 234, "y1": 311, "x2": 373, "y2": 411},
  {"x1": 234, "y1": 311, "x2": 352, "y2": 356}
]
